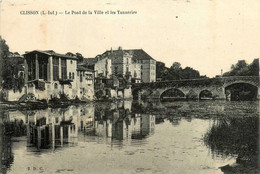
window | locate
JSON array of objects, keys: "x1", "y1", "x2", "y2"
[
  {"x1": 27, "y1": 57, "x2": 36, "y2": 81},
  {"x1": 141, "y1": 65, "x2": 143, "y2": 69},
  {"x1": 114, "y1": 66, "x2": 118, "y2": 75},
  {"x1": 80, "y1": 73, "x2": 83, "y2": 82},
  {"x1": 61, "y1": 58, "x2": 67, "y2": 80},
  {"x1": 72, "y1": 72, "x2": 75, "y2": 79},
  {"x1": 55, "y1": 117, "x2": 59, "y2": 123},
  {"x1": 69, "y1": 72, "x2": 71, "y2": 79},
  {"x1": 54, "y1": 83, "x2": 58, "y2": 89},
  {"x1": 39, "y1": 57, "x2": 48, "y2": 80},
  {"x1": 70, "y1": 60, "x2": 73, "y2": 64},
  {"x1": 53, "y1": 57, "x2": 59, "y2": 81}
]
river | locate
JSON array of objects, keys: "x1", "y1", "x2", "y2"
[{"x1": 0, "y1": 100, "x2": 259, "y2": 174}]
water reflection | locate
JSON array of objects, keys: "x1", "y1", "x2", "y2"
[
  {"x1": 84, "y1": 102, "x2": 155, "y2": 147},
  {"x1": 0, "y1": 100, "x2": 258, "y2": 173},
  {"x1": 204, "y1": 117, "x2": 259, "y2": 173},
  {"x1": 0, "y1": 114, "x2": 14, "y2": 174},
  {"x1": 2, "y1": 101, "x2": 156, "y2": 152}
]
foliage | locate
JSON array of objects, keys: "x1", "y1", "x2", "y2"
[
  {"x1": 156, "y1": 61, "x2": 203, "y2": 81},
  {"x1": 0, "y1": 36, "x2": 10, "y2": 88},
  {"x1": 76, "y1": 52, "x2": 84, "y2": 62},
  {"x1": 204, "y1": 117, "x2": 258, "y2": 167},
  {"x1": 223, "y1": 59, "x2": 259, "y2": 77},
  {"x1": 0, "y1": 37, "x2": 25, "y2": 91},
  {"x1": 2, "y1": 55, "x2": 24, "y2": 92}
]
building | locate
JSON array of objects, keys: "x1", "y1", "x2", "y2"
[
  {"x1": 94, "y1": 55, "x2": 112, "y2": 78},
  {"x1": 21, "y1": 50, "x2": 94, "y2": 101},
  {"x1": 82, "y1": 47, "x2": 156, "y2": 99},
  {"x1": 128, "y1": 49, "x2": 156, "y2": 83},
  {"x1": 76, "y1": 64, "x2": 95, "y2": 100},
  {"x1": 95, "y1": 47, "x2": 156, "y2": 83}
]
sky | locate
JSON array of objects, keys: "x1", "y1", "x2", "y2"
[{"x1": 1, "y1": 0, "x2": 260, "y2": 77}]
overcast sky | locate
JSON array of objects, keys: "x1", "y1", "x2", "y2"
[{"x1": 1, "y1": 0, "x2": 260, "y2": 77}]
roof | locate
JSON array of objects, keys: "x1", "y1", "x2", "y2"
[
  {"x1": 24, "y1": 50, "x2": 78, "y2": 60},
  {"x1": 101, "y1": 49, "x2": 155, "y2": 61},
  {"x1": 125, "y1": 49, "x2": 155, "y2": 61},
  {"x1": 77, "y1": 65, "x2": 95, "y2": 72},
  {"x1": 82, "y1": 58, "x2": 97, "y2": 65}
]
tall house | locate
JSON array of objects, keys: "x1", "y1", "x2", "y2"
[
  {"x1": 95, "y1": 47, "x2": 156, "y2": 83},
  {"x1": 24, "y1": 50, "x2": 78, "y2": 99},
  {"x1": 110, "y1": 47, "x2": 133, "y2": 78},
  {"x1": 94, "y1": 55, "x2": 112, "y2": 78},
  {"x1": 23, "y1": 50, "x2": 94, "y2": 100},
  {"x1": 127, "y1": 49, "x2": 156, "y2": 83},
  {"x1": 76, "y1": 65, "x2": 95, "y2": 100}
]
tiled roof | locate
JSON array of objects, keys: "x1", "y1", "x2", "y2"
[
  {"x1": 24, "y1": 50, "x2": 78, "y2": 59},
  {"x1": 125, "y1": 49, "x2": 155, "y2": 61},
  {"x1": 101, "y1": 49, "x2": 155, "y2": 61}
]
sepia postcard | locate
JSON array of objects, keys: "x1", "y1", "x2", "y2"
[{"x1": 0, "y1": 0, "x2": 259, "y2": 173}]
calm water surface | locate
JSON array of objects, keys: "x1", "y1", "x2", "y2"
[{"x1": 0, "y1": 100, "x2": 259, "y2": 174}]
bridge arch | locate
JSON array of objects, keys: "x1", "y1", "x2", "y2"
[
  {"x1": 224, "y1": 82, "x2": 258, "y2": 101},
  {"x1": 223, "y1": 80, "x2": 258, "y2": 89},
  {"x1": 199, "y1": 89, "x2": 213, "y2": 100},
  {"x1": 160, "y1": 88, "x2": 186, "y2": 101}
]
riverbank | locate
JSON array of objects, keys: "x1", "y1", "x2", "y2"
[
  {"x1": 0, "y1": 97, "x2": 135, "y2": 111},
  {"x1": 0, "y1": 99, "x2": 88, "y2": 110}
]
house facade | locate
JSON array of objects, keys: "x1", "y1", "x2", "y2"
[
  {"x1": 127, "y1": 49, "x2": 156, "y2": 83},
  {"x1": 94, "y1": 47, "x2": 156, "y2": 83},
  {"x1": 21, "y1": 50, "x2": 94, "y2": 101},
  {"x1": 94, "y1": 55, "x2": 112, "y2": 78},
  {"x1": 76, "y1": 65, "x2": 95, "y2": 101}
]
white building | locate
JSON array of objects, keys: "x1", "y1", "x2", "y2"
[{"x1": 19, "y1": 50, "x2": 95, "y2": 101}]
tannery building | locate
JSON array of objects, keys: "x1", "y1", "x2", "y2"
[{"x1": 18, "y1": 50, "x2": 95, "y2": 101}]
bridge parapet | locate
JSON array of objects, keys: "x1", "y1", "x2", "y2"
[
  {"x1": 132, "y1": 76, "x2": 259, "y2": 101},
  {"x1": 132, "y1": 78, "x2": 222, "y2": 89},
  {"x1": 132, "y1": 76, "x2": 259, "y2": 89}
]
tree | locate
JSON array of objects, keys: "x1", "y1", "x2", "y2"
[
  {"x1": 156, "y1": 61, "x2": 168, "y2": 81},
  {"x1": 223, "y1": 59, "x2": 259, "y2": 77},
  {"x1": 156, "y1": 60, "x2": 204, "y2": 81},
  {"x1": 169, "y1": 62, "x2": 182, "y2": 80},
  {"x1": 76, "y1": 52, "x2": 84, "y2": 62},
  {"x1": 236, "y1": 60, "x2": 247, "y2": 70},
  {"x1": 170, "y1": 62, "x2": 181, "y2": 70},
  {"x1": 248, "y1": 58, "x2": 259, "y2": 76},
  {"x1": 0, "y1": 36, "x2": 10, "y2": 89},
  {"x1": 2, "y1": 55, "x2": 24, "y2": 91},
  {"x1": 182, "y1": 67, "x2": 200, "y2": 79}
]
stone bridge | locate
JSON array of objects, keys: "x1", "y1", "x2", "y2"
[{"x1": 132, "y1": 76, "x2": 260, "y2": 100}]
